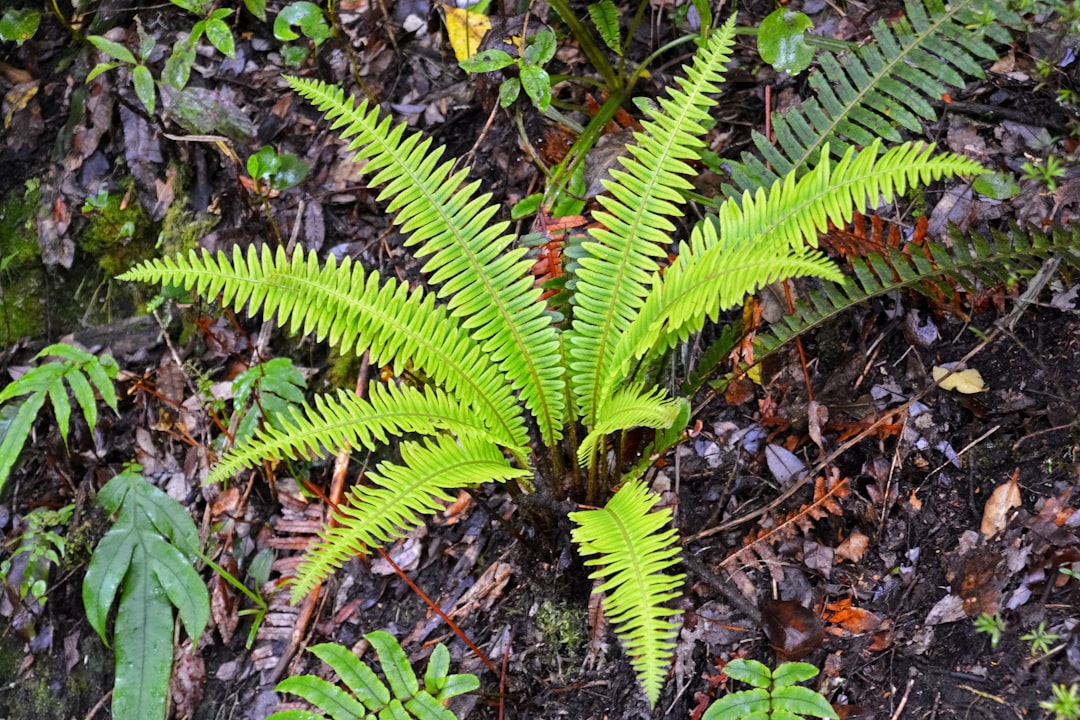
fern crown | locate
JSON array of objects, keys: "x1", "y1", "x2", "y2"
[{"x1": 121, "y1": 11, "x2": 983, "y2": 705}]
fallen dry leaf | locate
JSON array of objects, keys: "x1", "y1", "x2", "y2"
[
  {"x1": 442, "y1": 5, "x2": 491, "y2": 61},
  {"x1": 982, "y1": 469, "x2": 1021, "y2": 537},
  {"x1": 834, "y1": 531, "x2": 869, "y2": 563},
  {"x1": 933, "y1": 365, "x2": 988, "y2": 394}
]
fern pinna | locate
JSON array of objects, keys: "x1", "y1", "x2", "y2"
[{"x1": 121, "y1": 13, "x2": 982, "y2": 705}]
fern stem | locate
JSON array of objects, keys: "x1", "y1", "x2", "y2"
[{"x1": 547, "y1": 0, "x2": 621, "y2": 92}]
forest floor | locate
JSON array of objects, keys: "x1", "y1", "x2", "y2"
[{"x1": 2, "y1": 0, "x2": 1080, "y2": 718}]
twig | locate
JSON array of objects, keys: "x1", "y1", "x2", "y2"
[{"x1": 889, "y1": 677, "x2": 915, "y2": 720}]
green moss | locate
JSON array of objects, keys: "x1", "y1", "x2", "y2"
[
  {"x1": 158, "y1": 172, "x2": 218, "y2": 258},
  {"x1": 0, "y1": 630, "x2": 111, "y2": 720},
  {"x1": 0, "y1": 180, "x2": 47, "y2": 342},
  {"x1": 77, "y1": 181, "x2": 158, "y2": 277},
  {"x1": 535, "y1": 598, "x2": 586, "y2": 656}
]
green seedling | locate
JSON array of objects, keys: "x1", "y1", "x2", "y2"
[
  {"x1": 268, "y1": 631, "x2": 479, "y2": 720},
  {"x1": 459, "y1": 28, "x2": 558, "y2": 111},
  {"x1": 0, "y1": 343, "x2": 119, "y2": 492},
  {"x1": 1020, "y1": 621, "x2": 1060, "y2": 656},
  {"x1": 0, "y1": 504, "x2": 74, "y2": 607},
  {"x1": 1042, "y1": 683, "x2": 1080, "y2": 720},
  {"x1": 1021, "y1": 155, "x2": 1066, "y2": 192},
  {"x1": 273, "y1": 1, "x2": 333, "y2": 67},
  {"x1": 703, "y1": 659, "x2": 838, "y2": 720},
  {"x1": 973, "y1": 611, "x2": 1005, "y2": 649},
  {"x1": 88, "y1": 19, "x2": 158, "y2": 114}
]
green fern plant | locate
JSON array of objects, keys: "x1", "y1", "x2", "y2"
[
  {"x1": 120, "y1": 13, "x2": 983, "y2": 704},
  {"x1": 0, "y1": 342, "x2": 119, "y2": 493},
  {"x1": 703, "y1": 659, "x2": 838, "y2": 720},
  {"x1": 685, "y1": 223, "x2": 1080, "y2": 394},
  {"x1": 724, "y1": 0, "x2": 1016, "y2": 195},
  {"x1": 268, "y1": 631, "x2": 479, "y2": 720}
]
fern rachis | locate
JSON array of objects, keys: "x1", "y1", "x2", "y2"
[{"x1": 121, "y1": 12, "x2": 984, "y2": 706}]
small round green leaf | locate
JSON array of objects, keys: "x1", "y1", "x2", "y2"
[
  {"x1": 524, "y1": 28, "x2": 556, "y2": 66},
  {"x1": 758, "y1": 9, "x2": 815, "y2": 75},
  {"x1": 973, "y1": 172, "x2": 1020, "y2": 200},
  {"x1": 520, "y1": 64, "x2": 551, "y2": 111},
  {"x1": 498, "y1": 77, "x2": 520, "y2": 107}
]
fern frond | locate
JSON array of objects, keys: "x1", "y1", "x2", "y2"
[
  {"x1": 600, "y1": 140, "x2": 979, "y2": 402},
  {"x1": 718, "y1": 141, "x2": 985, "y2": 252},
  {"x1": 569, "y1": 480, "x2": 683, "y2": 706},
  {"x1": 283, "y1": 76, "x2": 566, "y2": 447},
  {"x1": 208, "y1": 382, "x2": 513, "y2": 483},
  {"x1": 727, "y1": 0, "x2": 1014, "y2": 194},
  {"x1": 758, "y1": 223, "x2": 1080, "y2": 355},
  {"x1": 291, "y1": 437, "x2": 528, "y2": 601},
  {"x1": 577, "y1": 384, "x2": 682, "y2": 466},
  {"x1": 122, "y1": 246, "x2": 529, "y2": 454},
  {"x1": 565, "y1": 15, "x2": 737, "y2": 427}
]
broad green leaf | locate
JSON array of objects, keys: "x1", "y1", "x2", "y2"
[
  {"x1": 771, "y1": 686, "x2": 839, "y2": 718},
  {"x1": 0, "y1": 8, "x2": 40, "y2": 45},
  {"x1": 274, "y1": 675, "x2": 368, "y2": 719},
  {"x1": 701, "y1": 688, "x2": 771, "y2": 720},
  {"x1": 169, "y1": 0, "x2": 209, "y2": 13},
  {"x1": 46, "y1": 377, "x2": 72, "y2": 447},
  {"x1": 511, "y1": 193, "x2": 543, "y2": 219},
  {"x1": 459, "y1": 48, "x2": 516, "y2": 73},
  {"x1": 424, "y1": 644, "x2": 450, "y2": 694},
  {"x1": 111, "y1": 545, "x2": 175, "y2": 720},
  {"x1": 0, "y1": 392, "x2": 46, "y2": 494},
  {"x1": 145, "y1": 534, "x2": 210, "y2": 642},
  {"x1": 523, "y1": 28, "x2": 556, "y2": 66},
  {"x1": 973, "y1": 172, "x2": 1020, "y2": 200},
  {"x1": 367, "y1": 630, "x2": 420, "y2": 702},
  {"x1": 404, "y1": 692, "x2": 455, "y2": 720},
  {"x1": 771, "y1": 661, "x2": 821, "y2": 687},
  {"x1": 309, "y1": 642, "x2": 390, "y2": 709},
  {"x1": 436, "y1": 674, "x2": 479, "y2": 701},
  {"x1": 163, "y1": 37, "x2": 197, "y2": 89},
  {"x1": 88, "y1": 35, "x2": 136, "y2": 64},
  {"x1": 86, "y1": 62, "x2": 119, "y2": 83},
  {"x1": 757, "y1": 8, "x2": 815, "y2": 75},
  {"x1": 587, "y1": 1, "x2": 621, "y2": 55},
  {"x1": 275, "y1": 2, "x2": 332, "y2": 44},
  {"x1": 205, "y1": 19, "x2": 236, "y2": 58},
  {"x1": 136, "y1": 18, "x2": 156, "y2": 61},
  {"x1": 243, "y1": 0, "x2": 268, "y2": 22},
  {"x1": 520, "y1": 64, "x2": 551, "y2": 111},
  {"x1": 133, "y1": 64, "x2": 156, "y2": 114},
  {"x1": 722, "y1": 659, "x2": 773, "y2": 688},
  {"x1": 81, "y1": 526, "x2": 137, "y2": 640}
]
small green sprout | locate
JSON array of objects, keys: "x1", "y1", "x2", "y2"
[
  {"x1": 1042, "y1": 683, "x2": 1080, "y2": 720},
  {"x1": 973, "y1": 612, "x2": 1005, "y2": 649},
  {"x1": 1020, "y1": 621, "x2": 1060, "y2": 656}
]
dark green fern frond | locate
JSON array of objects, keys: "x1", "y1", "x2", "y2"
[
  {"x1": 726, "y1": 0, "x2": 1014, "y2": 195},
  {"x1": 756, "y1": 223, "x2": 1080, "y2": 356},
  {"x1": 283, "y1": 76, "x2": 566, "y2": 447},
  {"x1": 208, "y1": 383, "x2": 513, "y2": 484},
  {"x1": 121, "y1": 246, "x2": 529, "y2": 455},
  {"x1": 565, "y1": 15, "x2": 737, "y2": 428},
  {"x1": 569, "y1": 480, "x2": 683, "y2": 707},
  {"x1": 291, "y1": 437, "x2": 528, "y2": 601},
  {"x1": 577, "y1": 384, "x2": 684, "y2": 466}
]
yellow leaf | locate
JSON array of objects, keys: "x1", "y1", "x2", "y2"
[
  {"x1": 442, "y1": 4, "x2": 491, "y2": 62},
  {"x1": 932, "y1": 366, "x2": 987, "y2": 394}
]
